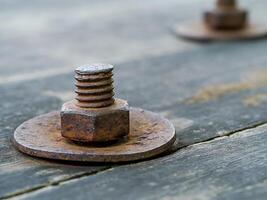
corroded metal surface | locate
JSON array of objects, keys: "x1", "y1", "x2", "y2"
[
  {"x1": 174, "y1": 22, "x2": 267, "y2": 41},
  {"x1": 204, "y1": 0, "x2": 247, "y2": 30},
  {"x1": 74, "y1": 63, "x2": 115, "y2": 108},
  {"x1": 61, "y1": 63, "x2": 129, "y2": 143},
  {"x1": 75, "y1": 63, "x2": 113, "y2": 75},
  {"x1": 175, "y1": 0, "x2": 267, "y2": 41},
  {"x1": 61, "y1": 99, "x2": 129, "y2": 142},
  {"x1": 204, "y1": 9, "x2": 247, "y2": 30},
  {"x1": 12, "y1": 108, "x2": 176, "y2": 162}
]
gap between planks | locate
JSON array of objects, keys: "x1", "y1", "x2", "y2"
[
  {"x1": 0, "y1": 167, "x2": 111, "y2": 200},
  {"x1": 2, "y1": 120, "x2": 267, "y2": 200}
]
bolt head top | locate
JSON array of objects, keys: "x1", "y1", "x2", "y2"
[{"x1": 75, "y1": 63, "x2": 113, "y2": 75}]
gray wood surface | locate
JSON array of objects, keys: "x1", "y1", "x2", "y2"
[
  {"x1": 15, "y1": 123, "x2": 267, "y2": 200},
  {"x1": 1, "y1": 0, "x2": 267, "y2": 199}
]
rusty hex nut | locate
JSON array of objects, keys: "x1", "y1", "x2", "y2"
[
  {"x1": 204, "y1": 9, "x2": 247, "y2": 30},
  {"x1": 60, "y1": 98, "x2": 129, "y2": 142}
]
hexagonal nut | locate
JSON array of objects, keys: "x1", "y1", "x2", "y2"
[
  {"x1": 60, "y1": 99, "x2": 129, "y2": 142},
  {"x1": 204, "y1": 9, "x2": 247, "y2": 30}
]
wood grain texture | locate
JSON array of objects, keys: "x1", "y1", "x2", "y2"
[
  {"x1": 1, "y1": 0, "x2": 267, "y2": 199},
  {"x1": 0, "y1": 91, "x2": 109, "y2": 198},
  {"x1": 116, "y1": 40, "x2": 267, "y2": 150},
  {"x1": 0, "y1": 0, "x2": 198, "y2": 197},
  {"x1": 14, "y1": 123, "x2": 267, "y2": 200}
]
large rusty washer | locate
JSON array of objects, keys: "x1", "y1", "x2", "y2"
[
  {"x1": 173, "y1": 21, "x2": 267, "y2": 41},
  {"x1": 173, "y1": 0, "x2": 267, "y2": 41},
  {"x1": 12, "y1": 108, "x2": 176, "y2": 162}
]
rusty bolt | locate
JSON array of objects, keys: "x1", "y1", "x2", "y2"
[
  {"x1": 204, "y1": 0, "x2": 247, "y2": 30},
  {"x1": 60, "y1": 63, "x2": 129, "y2": 143}
]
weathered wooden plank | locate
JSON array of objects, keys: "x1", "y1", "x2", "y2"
[
  {"x1": 1, "y1": 0, "x2": 267, "y2": 199},
  {"x1": 0, "y1": 0, "x2": 202, "y2": 82},
  {"x1": 2, "y1": 39, "x2": 267, "y2": 198},
  {"x1": 0, "y1": 0, "x2": 203, "y2": 198},
  {"x1": 0, "y1": 0, "x2": 263, "y2": 79},
  {"x1": 15, "y1": 123, "x2": 267, "y2": 200},
  {"x1": 117, "y1": 40, "x2": 267, "y2": 149},
  {"x1": 0, "y1": 91, "x2": 109, "y2": 199}
]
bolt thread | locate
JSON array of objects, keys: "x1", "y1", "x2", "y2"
[{"x1": 74, "y1": 64, "x2": 115, "y2": 108}]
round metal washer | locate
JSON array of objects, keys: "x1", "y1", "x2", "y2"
[
  {"x1": 173, "y1": 21, "x2": 267, "y2": 41},
  {"x1": 12, "y1": 108, "x2": 176, "y2": 162}
]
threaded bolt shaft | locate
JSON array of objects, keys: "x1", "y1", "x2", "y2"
[{"x1": 75, "y1": 63, "x2": 115, "y2": 108}]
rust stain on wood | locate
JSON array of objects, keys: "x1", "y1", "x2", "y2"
[
  {"x1": 184, "y1": 70, "x2": 267, "y2": 104},
  {"x1": 243, "y1": 93, "x2": 267, "y2": 107}
]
